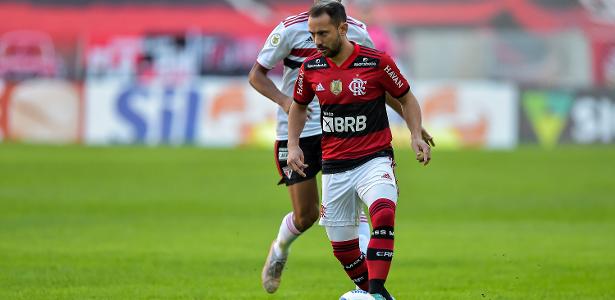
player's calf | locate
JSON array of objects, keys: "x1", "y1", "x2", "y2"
[{"x1": 366, "y1": 198, "x2": 396, "y2": 296}]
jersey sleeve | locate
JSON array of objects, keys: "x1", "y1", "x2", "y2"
[
  {"x1": 256, "y1": 22, "x2": 292, "y2": 69},
  {"x1": 293, "y1": 64, "x2": 315, "y2": 105},
  {"x1": 380, "y1": 54, "x2": 410, "y2": 98}
]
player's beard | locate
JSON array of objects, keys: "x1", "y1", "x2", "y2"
[{"x1": 319, "y1": 34, "x2": 342, "y2": 58}]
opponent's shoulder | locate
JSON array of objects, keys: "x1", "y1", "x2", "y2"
[
  {"x1": 303, "y1": 53, "x2": 330, "y2": 71},
  {"x1": 346, "y1": 16, "x2": 373, "y2": 46},
  {"x1": 347, "y1": 15, "x2": 367, "y2": 30},
  {"x1": 283, "y1": 11, "x2": 309, "y2": 28}
]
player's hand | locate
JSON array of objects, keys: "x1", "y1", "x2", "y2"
[
  {"x1": 287, "y1": 146, "x2": 309, "y2": 177},
  {"x1": 411, "y1": 137, "x2": 431, "y2": 166},
  {"x1": 421, "y1": 127, "x2": 435, "y2": 147}
]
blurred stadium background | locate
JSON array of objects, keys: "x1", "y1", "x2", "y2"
[{"x1": 1, "y1": 0, "x2": 614, "y2": 299}]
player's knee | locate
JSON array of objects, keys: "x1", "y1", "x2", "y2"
[
  {"x1": 295, "y1": 209, "x2": 318, "y2": 231},
  {"x1": 369, "y1": 198, "x2": 396, "y2": 226}
]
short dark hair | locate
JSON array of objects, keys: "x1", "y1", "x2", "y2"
[{"x1": 309, "y1": 1, "x2": 347, "y2": 27}]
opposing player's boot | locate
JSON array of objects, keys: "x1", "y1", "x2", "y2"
[{"x1": 261, "y1": 240, "x2": 288, "y2": 293}]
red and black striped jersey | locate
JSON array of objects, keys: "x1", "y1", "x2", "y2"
[{"x1": 293, "y1": 42, "x2": 410, "y2": 174}]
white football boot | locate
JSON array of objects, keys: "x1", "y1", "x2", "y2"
[{"x1": 261, "y1": 241, "x2": 287, "y2": 293}]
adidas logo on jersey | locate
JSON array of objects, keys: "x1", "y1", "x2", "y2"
[
  {"x1": 316, "y1": 83, "x2": 325, "y2": 91},
  {"x1": 301, "y1": 36, "x2": 315, "y2": 47}
]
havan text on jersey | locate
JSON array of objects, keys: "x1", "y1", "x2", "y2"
[{"x1": 293, "y1": 43, "x2": 410, "y2": 169}]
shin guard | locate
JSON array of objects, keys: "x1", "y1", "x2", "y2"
[
  {"x1": 367, "y1": 199, "x2": 396, "y2": 282},
  {"x1": 331, "y1": 238, "x2": 369, "y2": 291}
]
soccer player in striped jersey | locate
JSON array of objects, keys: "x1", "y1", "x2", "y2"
[
  {"x1": 249, "y1": 1, "x2": 375, "y2": 293},
  {"x1": 248, "y1": 0, "x2": 433, "y2": 294},
  {"x1": 287, "y1": 2, "x2": 432, "y2": 299}
]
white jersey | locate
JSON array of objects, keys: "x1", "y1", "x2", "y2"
[{"x1": 256, "y1": 12, "x2": 374, "y2": 141}]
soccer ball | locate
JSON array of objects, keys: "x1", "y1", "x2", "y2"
[{"x1": 339, "y1": 289, "x2": 374, "y2": 300}]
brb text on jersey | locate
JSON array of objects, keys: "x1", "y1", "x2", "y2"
[{"x1": 293, "y1": 43, "x2": 410, "y2": 174}]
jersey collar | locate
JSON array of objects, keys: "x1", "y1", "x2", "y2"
[{"x1": 325, "y1": 41, "x2": 360, "y2": 70}]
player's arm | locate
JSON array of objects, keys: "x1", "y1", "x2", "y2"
[
  {"x1": 349, "y1": 22, "x2": 435, "y2": 147},
  {"x1": 384, "y1": 92, "x2": 403, "y2": 116},
  {"x1": 287, "y1": 66, "x2": 314, "y2": 177},
  {"x1": 287, "y1": 101, "x2": 309, "y2": 177},
  {"x1": 248, "y1": 22, "x2": 293, "y2": 113},
  {"x1": 248, "y1": 63, "x2": 292, "y2": 113},
  {"x1": 385, "y1": 93, "x2": 435, "y2": 147},
  {"x1": 396, "y1": 89, "x2": 431, "y2": 165},
  {"x1": 380, "y1": 54, "x2": 432, "y2": 165}
]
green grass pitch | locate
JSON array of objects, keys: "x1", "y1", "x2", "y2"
[{"x1": 0, "y1": 144, "x2": 614, "y2": 299}]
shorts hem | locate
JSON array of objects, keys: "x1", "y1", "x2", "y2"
[
  {"x1": 318, "y1": 220, "x2": 360, "y2": 227},
  {"x1": 359, "y1": 181, "x2": 398, "y2": 200},
  {"x1": 280, "y1": 173, "x2": 318, "y2": 186}
]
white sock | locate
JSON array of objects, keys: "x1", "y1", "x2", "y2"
[
  {"x1": 358, "y1": 210, "x2": 371, "y2": 254},
  {"x1": 274, "y1": 212, "x2": 301, "y2": 257}
]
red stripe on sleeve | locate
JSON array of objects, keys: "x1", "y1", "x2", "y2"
[{"x1": 290, "y1": 48, "x2": 319, "y2": 57}]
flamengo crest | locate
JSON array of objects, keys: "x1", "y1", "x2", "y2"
[{"x1": 349, "y1": 78, "x2": 367, "y2": 96}]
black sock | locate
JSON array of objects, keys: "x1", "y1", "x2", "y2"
[{"x1": 369, "y1": 279, "x2": 392, "y2": 299}]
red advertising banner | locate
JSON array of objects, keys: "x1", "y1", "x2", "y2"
[{"x1": 592, "y1": 41, "x2": 615, "y2": 88}]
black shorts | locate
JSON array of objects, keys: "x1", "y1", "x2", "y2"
[{"x1": 274, "y1": 134, "x2": 322, "y2": 186}]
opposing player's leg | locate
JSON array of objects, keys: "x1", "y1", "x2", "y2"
[
  {"x1": 356, "y1": 157, "x2": 399, "y2": 300},
  {"x1": 288, "y1": 178, "x2": 320, "y2": 233},
  {"x1": 262, "y1": 135, "x2": 321, "y2": 293},
  {"x1": 358, "y1": 210, "x2": 371, "y2": 254},
  {"x1": 262, "y1": 179, "x2": 319, "y2": 293}
]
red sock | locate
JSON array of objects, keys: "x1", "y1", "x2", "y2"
[
  {"x1": 331, "y1": 238, "x2": 369, "y2": 291},
  {"x1": 367, "y1": 199, "x2": 396, "y2": 282}
]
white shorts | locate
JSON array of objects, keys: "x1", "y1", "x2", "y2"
[{"x1": 319, "y1": 156, "x2": 398, "y2": 227}]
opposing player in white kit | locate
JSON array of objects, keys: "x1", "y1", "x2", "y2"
[{"x1": 287, "y1": 2, "x2": 431, "y2": 299}]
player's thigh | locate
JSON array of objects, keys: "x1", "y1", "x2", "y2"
[
  {"x1": 287, "y1": 178, "x2": 319, "y2": 216},
  {"x1": 360, "y1": 183, "x2": 398, "y2": 208},
  {"x1": 320, "y1": 171, "x2": 362, "y2": 227},
  {"x1": 355, "y1": 156, "x2": 399, "y2": 208}
]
